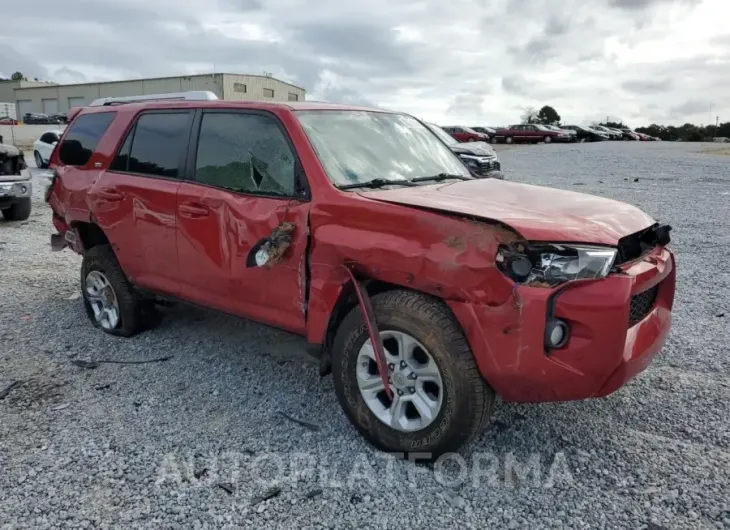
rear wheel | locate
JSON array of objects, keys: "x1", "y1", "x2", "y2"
[
  {"x1": 505, "y1": 136, "x2": 513, "y2": 144},
  {"x1": 81, "y1": 245, "x2": 159, "y2": 337},
  {"x1": 543, "y1": 135, "x2": 552, "y2": 144},
  {"x1": 1, "y1": 198, "x2": 31, "y2": 221},
  {"x1": 332, "y1": 289, "x2": 495, "y2": 459}
]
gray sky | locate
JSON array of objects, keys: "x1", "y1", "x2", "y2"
[{"x1": 1, "y1": 0, "x2": 727, "y2": 127}]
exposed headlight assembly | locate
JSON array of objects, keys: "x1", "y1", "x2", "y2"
[{"x1": 496, "y1": 243, "x2": 618, "y2": 287}]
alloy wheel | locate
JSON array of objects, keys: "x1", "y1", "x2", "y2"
[
  {"x1": 356, "y1": 330, "x2": 444, "y2": 432},
  {"x1": 85, "y1": 270, "x2": 121, "y2": 330}
]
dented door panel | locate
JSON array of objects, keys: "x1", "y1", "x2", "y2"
[{"x1": 176, "y1": 182, "x2": 310, "y2": 334}]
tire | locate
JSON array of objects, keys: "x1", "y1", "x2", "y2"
[
  {"x1": 34, "y1": 151, "x2": 46, "y2": 169},
  {"x1": 332, "y1": 289, "x2": 496, "y2": 460},
  {"x1": 1, "y1": 198, "x2": 31, "y2": 221},
  {"x1": 505, "y1": 136, "x2": 513, "y2": 144},
  {"x1": 579, "y1": 137, "x2": 586, "y2": 143},
  {"x1": 543, "y1": 135, "x2": 552, "y2": 144},
  {"x1": 80, "y1": 244, "x2": 158, "y2": 337}
]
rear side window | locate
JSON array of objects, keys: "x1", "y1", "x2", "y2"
[
  {"x1": 110, "y1": 112, "x2": 191, "y2": 178},
  {"x1": 58, "y1": 112, "x2": 115, "y2": 166}
]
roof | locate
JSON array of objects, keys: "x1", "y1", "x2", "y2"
[
  {"x1": 13, "y1": 72, "x2": 306, "y2": 93},
  {"x1": 77, "y1": 99, "x2": 396, "y2": 114}
]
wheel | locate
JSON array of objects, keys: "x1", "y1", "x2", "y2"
[
  {"x1": 505, "y1": 136, "x2": 513, "y2": 144},
  {"x1": 332, "y1": 289, "x2": 496, "y2": 459},
  {"x1": 34, "y1": 151, "x2": 46, "y2": 169},
  {"x1": 80, "y1": 244, "x2": 159, "y2": 337},
  {"x1": 1, "y1": 198, "x2": 31, "y2": 221},
  {"x1": 579, "y1": 137, "x2": 586, "y2": 143},
  {"x1": 543, "y1": 135, "x2": 552, "y2": 144}
]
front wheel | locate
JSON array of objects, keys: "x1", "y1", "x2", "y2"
[
  {"x1": 543, "y1": 135, "x2": 552, "y2": 144},
  {"x1": 505, "y1": 136, "x2": 513, "y2": 144},
  {"x1": 1, "y1": 198, "x2": 31, "y2": 221},
  {"x1": 34, "y1": 151, "x2": 46, "y2": 169},
  {"x1": 332, "y1": 289, "x2": 495, "y2": 459}
]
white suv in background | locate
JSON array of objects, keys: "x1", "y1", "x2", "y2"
[{"x1": 33, "y1": 129, "x2": 65, "y2": 168}]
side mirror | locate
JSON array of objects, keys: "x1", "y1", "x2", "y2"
[{"x1": 245, "y1": 222, "x2": 296, "y2": 268}]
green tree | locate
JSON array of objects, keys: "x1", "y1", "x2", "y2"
[
  {"x1": 536, "y1": 105, "x2": 561, "y2": 125},
  {"x1": 10, "y1": 71, "x2": 25, "y2": 81}
]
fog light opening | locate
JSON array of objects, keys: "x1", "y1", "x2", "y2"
[{"x1": 545, "y1": 319, "x2": 569, "y2": 350}]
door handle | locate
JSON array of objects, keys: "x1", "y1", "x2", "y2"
[
  {"x1": 97, "y1": 189, "x2": 124, "y2": 201},
  {"x1": 179, "y1": 203, "x2": 209, "y2": 218}
]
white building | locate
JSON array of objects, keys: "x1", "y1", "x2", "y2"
[{"x1": 9, "y1": 73, "x2": 306, "y2": 117}]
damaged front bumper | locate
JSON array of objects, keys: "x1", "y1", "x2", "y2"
[
  {"x1": 0, "y1": 177, "x2": 32, "y2": 205},
  {"x1": 448, "y1": 245, "x2": 676, "y2": 403}
]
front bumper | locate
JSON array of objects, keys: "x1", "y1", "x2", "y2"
[
  {"x1": 0, "y1": 179, "x2": 33, "y2": 201},
  {"x1": 449, "y1": 245, "x2": 676, "y2": 403}
]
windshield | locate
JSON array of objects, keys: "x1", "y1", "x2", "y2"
[
  {"x1": 296, "y1": 110, "x2": 470, "y2": 187},
  {"x1": 535, "y1": 124, "x2": 551, "y2": 131},
  {"x1": 425, "y1": 122, "x2": 458, "y2": 146}
]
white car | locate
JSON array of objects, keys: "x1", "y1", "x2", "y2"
[{"x1": 33, "y1": 129, "x2": 64, "y2": 168}]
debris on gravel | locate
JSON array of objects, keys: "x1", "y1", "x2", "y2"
[{"x1": 1, "y1": 144, "x2": 729, "y2": 529}]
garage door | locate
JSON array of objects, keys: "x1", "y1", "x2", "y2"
[
  {"x1": 42, "y1": 98, "x2": 59, "y2": 114},
  {"x1": 17, "y1": 100, "x2": 34, "y2": 118},
  {"x1": 68, "y1": 97, "x2": 85, "y2": 109}
]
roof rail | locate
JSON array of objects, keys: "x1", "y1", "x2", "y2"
[{"x1": 88, "y1": 91, "x2": 219, "y2": 107}]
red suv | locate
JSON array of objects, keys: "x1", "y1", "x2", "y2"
[{"x1": 47, "y1": 92, "x2": 676, "y2": 458}]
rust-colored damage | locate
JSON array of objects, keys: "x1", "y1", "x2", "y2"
[{"x1": 264, "y1": 221, "x2": 296, "y2": 267}]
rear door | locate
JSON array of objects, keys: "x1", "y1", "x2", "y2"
[
  {"x1": 90, "y1": 110, "x2": 194, "y2": 296},
  {"x1": 176, "y1": 109, "x2": 310, "y2": 334}
]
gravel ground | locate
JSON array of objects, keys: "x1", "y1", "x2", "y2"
[{"x1": 1, "y1": 142, "x2": 728, "y2": 529}]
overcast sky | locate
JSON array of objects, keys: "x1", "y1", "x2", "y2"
[{"x1": 1, "y1": 0, "x2": 728, "y2": 127}]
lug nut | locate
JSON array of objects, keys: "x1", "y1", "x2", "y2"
[
  {"x1": 388, "y1": 363, "x2": 395, "y2": 370},
  {"x1": 409, "y1": 387, "x2": 415, "y2": 394},
  {"x1": 408, "y1": 373, "x2": 416, "y2": 380},
  {"x1": 397, "y1": 390, "x2": 403, "y2": 396},
  {"x1": 400, "y1": 361, "x2": 407, "y2": 369}
]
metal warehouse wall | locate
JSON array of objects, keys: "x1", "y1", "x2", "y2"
[
  {"x1": 221, "y1": 74, "x2": 306, "y2": 102},
  {"x1": 13, "y1": 74, "x2": 226, "y2": 114}
]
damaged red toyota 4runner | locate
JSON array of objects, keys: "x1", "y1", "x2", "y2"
[{"x1": 47, "y1": 92, "x2": 676, "y2": 458}]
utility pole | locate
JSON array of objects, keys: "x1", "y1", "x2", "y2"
[{"x1": 716, "y1": 116, "x2": 720, "y2": 140}]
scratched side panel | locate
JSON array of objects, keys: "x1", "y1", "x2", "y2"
[{"x1": 305, "y1": 192, "x2": 521, "y2": 345}]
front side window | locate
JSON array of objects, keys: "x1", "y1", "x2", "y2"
[
  {"x1": 112, "y1": 112, "x2": 191, "y2": 178},
  {"x1": 58, "y1": 112, "x2": 115, "y2": 166},
  {"x1": 296, "y1": 110, "x2": 470, "y2": 188},
  {"x1": 194, "y1": 112, "x2": 296, "y2": 196}
]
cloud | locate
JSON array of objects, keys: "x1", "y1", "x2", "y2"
[
  {"x1": 0, "y1": 0, "x2": 727, "y2": 127},
  {"x1": 669, "y1": 98, "x2": 714, "y2": 118}
]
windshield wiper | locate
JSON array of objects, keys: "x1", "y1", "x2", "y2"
[
  {"x1": 338, "y1": 178, "x2": 418, "y2": 190},
  {"x1": 409, "y1": 173, "x2": 472, "y2": 183}
]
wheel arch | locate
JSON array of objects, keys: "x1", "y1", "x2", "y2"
[{"x1": 71, "y1": 220, "x2": 111, "y2": 251}]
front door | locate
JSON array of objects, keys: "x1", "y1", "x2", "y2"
[{"x1": 176, "y1": 109, "x2": 310, "y2": 334}]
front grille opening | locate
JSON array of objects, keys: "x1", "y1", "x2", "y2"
[{"x1": 629, "y1": 285, "x2": 659, "y2": 326}]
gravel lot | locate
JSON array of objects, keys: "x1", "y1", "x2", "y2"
[{"x1": 1, "y1": 142, "x2": 728, "y2": 529}]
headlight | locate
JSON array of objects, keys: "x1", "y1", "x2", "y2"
[
  {"x1": 496, "y1": 243, "x2": 618, "y2": 287},
  {"x1": 460, "y1": 155, "x2": 479, "y2": 169}
]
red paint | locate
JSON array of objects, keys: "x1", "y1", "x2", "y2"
[
  {"x1": 48, "y1": 99, "x2": 676, "y2": 405},
  {"x1": 343, "y1": 266, "x2": 393, "y2": 400}
]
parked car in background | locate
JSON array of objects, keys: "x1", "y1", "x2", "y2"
[
  {"x1": 46, "y1": 91, "x2": 677, "y2": 458},
  {"x1": 562, "y1": 125, "x2": 609, "y2": 142},
  {"x1": 23, "y1": 113, "x2": 54, "y2": 124},
  {"x1": 0, "y1": 140, "x2": 31, "y2": 221},
  {"x1": 590, "y1": 125, "x2": 622, "y2": 140},
  {"x1": 543, "y1": 124, "x2": 578, "y2": 142},
  {"x1": 33, "y1": 129, "x2": 64, "y2": 168},
  {"x1": 494, "y1": 124, "x2": 572, "y2": 144},
  {"x1": 441, "y1": 126, "x2": 490, "y2": 143},
  {"x1": 49, "y1": 113, "x2": 69, "y2": 124},
  {"x1": 470, "y1": 126, "x2": 497, "y2": 142},
  {"x1": 425, "y1": 122, "x2": 503, "y2": 179},
  {"x1": 0, "y1": 117, "x2": 19, "y2": 125}
]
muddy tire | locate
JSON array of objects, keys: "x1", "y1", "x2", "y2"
[
  {"x1": 1, "y1": 198, "x2": 31, "y2": 221},
  {"x1": 331, "y1": 289, "x2": 495, "y2": 460},
  {"x1": 80, "y1": 244, "x2": 159, "y2": 337}
]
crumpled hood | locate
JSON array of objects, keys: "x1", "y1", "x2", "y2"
[
  {"x1": 361, "y1": 179, "x2": 656, "y2": 245},
  {"x1": 451, "y1": 141, "x2": 496, "y2": 157}
]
